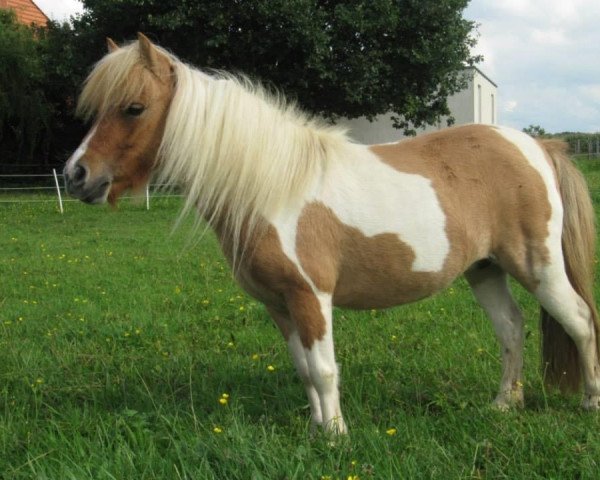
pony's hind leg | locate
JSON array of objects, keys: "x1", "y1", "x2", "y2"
[
  {"x1": 465, "y1": 262, "x2": 525, "y2": 410},
  {"x1": 267, "y1": 307, "x2": 323, "y2": 427}
]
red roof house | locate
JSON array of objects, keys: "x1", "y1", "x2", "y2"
[{"x1": 0, "y1": 0, "x2": 49, "y2": 26}]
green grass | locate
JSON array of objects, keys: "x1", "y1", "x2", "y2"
[{"x1": 2, "y1": 162, "x2": 600, "y2": 479}]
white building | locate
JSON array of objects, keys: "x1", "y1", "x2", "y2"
[{"x1": 338, "y1": 67, "x2": 498, "y2": 145}]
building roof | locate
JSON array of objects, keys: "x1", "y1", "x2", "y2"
[
  {"x1": 469, "y1": 66, "x2": 498, "y2": 88},
  {"x1": 0, "y1": 0, "x2": 48, "y2": 26}
]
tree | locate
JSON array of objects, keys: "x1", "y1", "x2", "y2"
[
  {"x1": 522, "y1": 125, "x2": 547, "y2": 138},
  {"x1": 73, "y1": 0, "x2": 481, "y2": 133},
  {"x1": 0, "y1": 11, "x2": 89, "y2": 170},
  {"x1": 0, "y1": 10, "x2": 51, "y2": 167}
]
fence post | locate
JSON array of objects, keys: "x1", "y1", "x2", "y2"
[{"x1": 52, "y1": 168, "x2": 64, "y2": 214}]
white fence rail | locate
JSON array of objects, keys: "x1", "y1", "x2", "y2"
[{"x1": 0, "y1": 171, "x2": 180, "y2": 213}]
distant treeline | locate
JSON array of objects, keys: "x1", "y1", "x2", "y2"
[{"x1": 523, "y1": 126, "x2": 600, "y2": 155}]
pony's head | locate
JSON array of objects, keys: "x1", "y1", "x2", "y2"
[{"x1": 64, "y1": 33, "x2": 175, "y2": 204}]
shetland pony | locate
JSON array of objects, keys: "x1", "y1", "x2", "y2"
[{"x1": 64, "y1": 34, "x2": 600, "y2": 434}]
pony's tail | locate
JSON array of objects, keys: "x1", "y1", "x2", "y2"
[{"x1": 540, "y1": 139, "x2": 599, "y2": 392}]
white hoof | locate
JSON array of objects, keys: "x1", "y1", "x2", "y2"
[
  {"x1": 492, "y1": 387, "x2": 524, "y2": 411},
  {"x1": 582, "y1": 395, "x2": 600, "y2": 410},
  {"x1": 323, "y1": 415, "x2": 348, "y2": 436}
]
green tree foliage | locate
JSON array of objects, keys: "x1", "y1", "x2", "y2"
[
  {"x1": 0, "y1": 10, "x2": 51, "y2": 166},
  {"x1": 522, "y1": 124, "x2": 547, "y2": 138},
  {"x1": 74, "y1": 0, "x2": 480, "y2": 132},
  {"x1": 0, "y1": 12, "x2": 87, "y2": 170}
]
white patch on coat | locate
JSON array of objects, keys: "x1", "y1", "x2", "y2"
[
  {"x1": 272, "y1": 143, "x2": 450, "y2": 275},
  {"x1": 318, "y1": 145, "x2": 450, "y2": 272},
  {"x1": 64, "y1": 125, "x2": 97, "y2": 174},
  {"x1": 273, "y1": 208, "x2": 321, "y2": 292}
]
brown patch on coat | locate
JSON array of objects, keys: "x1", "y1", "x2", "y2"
[
  {"x1": 216, "y1": 223, "x2": 327, "y2": 348},
  {"x1": 295, "y1": 203, "x2": 462, "y2": 308}
]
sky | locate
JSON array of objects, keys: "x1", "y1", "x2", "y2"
[
  {"x1": 33, "y1": 0, "x2": 83, "y2": 22},
  {"x1": 464, "y1": 0, "x2": 600, "y2": 132},
  {"x1": 34, "y1": 0, "x2": 600, "y2": 133}
]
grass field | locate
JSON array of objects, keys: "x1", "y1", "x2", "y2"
[{"x1": 2, "y1": 161, "x2": 600, "y2": 479}]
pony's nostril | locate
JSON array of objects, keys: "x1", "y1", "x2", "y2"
[{"x1": 73, "y1": 164, "x2": 88, "y2": 183}]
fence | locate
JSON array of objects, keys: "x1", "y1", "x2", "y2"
[
  {"x1": 0, "y1": 170, "x2": 180, "y2": 212},
  {"x1": 573, "y1": 139, "x2": 600, "y2": 159}
]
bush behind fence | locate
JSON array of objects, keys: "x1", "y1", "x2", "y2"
[{"x1": 557, "y1": 133, "x2": 600, "y2": 157}]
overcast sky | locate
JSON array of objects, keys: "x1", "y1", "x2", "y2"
[
  {"x1": 34, "y1": 0, "x2": 83, "y2": 22},
  {"x1": 35, "y1": 0, "x2": 600, "y2": 133},
  {"x1": 464, "y1": 0, "x2": 600, "y2": 132}
]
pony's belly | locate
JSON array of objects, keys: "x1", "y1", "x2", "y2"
[{"x1": 332, "y1": 267, "x2": 451, "y2": 309}]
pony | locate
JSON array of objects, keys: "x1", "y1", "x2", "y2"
[{"x1": 64, "y1": 33, "x2": 600, "y2": 434}]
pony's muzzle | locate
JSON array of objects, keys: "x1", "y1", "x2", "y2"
[{"x1": 64, "y1": 162, "x2": 112, "y2": 204}]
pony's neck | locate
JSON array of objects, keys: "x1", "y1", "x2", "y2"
[{"x1": 158, "y1": 61, "x2": 350, "y2": 250}]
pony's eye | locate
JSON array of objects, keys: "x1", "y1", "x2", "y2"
[{"x1": 124, "y1": 103, "x2": 145, "y2": 117}]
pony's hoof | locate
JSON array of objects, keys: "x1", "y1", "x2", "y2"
[
  {"x1": 309, "y1": 420, "x2": 323, "y2": 437},
  {"x1": 323, "y1": 416, "x2": 348, "y2": 436},
  {"x1": 491, "y1": 399, "x2": 512, "y2": 412},
  {"x1": 582, "y1": 395, "x2": 600, "y2": 410},
  {"x1": 492, "y1": 390, "x2": 524, "y2": 411}
]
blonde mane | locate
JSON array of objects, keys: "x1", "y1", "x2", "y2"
[{"x1": 156, "y1": 54, "x2": 350, "y2": 254}]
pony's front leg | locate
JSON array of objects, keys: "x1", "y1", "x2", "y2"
[
  {"x1": 287, "y1": 290, "x2": 347, "y2": 435},
  {"x1": 267, "y1": 307, "x2": 323, "y2": 428}
]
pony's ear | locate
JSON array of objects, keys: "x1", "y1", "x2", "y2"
[
  {"x1": 137, "y1": 32, "x2": 160, "y2": 73},
  {"x1": 106, "y1": 37, "x2": 119, "y2": 53}
]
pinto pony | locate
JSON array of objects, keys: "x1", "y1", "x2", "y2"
[{"x1": 64, "y1": 34, "x2": 600, "y2": 433}]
